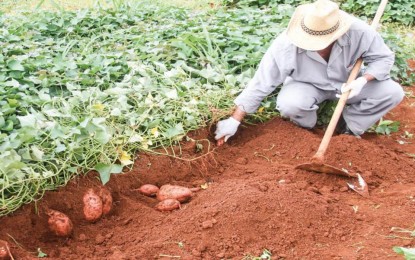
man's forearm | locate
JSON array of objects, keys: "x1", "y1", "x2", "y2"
[
  {"x1": 363, "y1": 73, "x2": 375, "y2": 82},
  {"x1": 231, "y1": 106, "x2": 247, "y2": 122}
]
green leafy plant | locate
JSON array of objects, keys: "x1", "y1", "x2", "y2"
[
  {"x1": 381, "y1": 26, "x2": 415, "y2": 86},
  {"x1": 222, "y1": 0, "x2": 415, "y2": 26},
  {"x1": 221, "y1": 0, "x2": 308, "y2": 8},
  {"x1": 316, "y1": 100, "x2": 337, "y2": 126},
  {"x1": 0, "y1": 1, "x2": 290, "y2": 215},
  {"x1": 341, "y1": 0, "x2": 415, "y2": 26},
  {"x1": 374, "y1": 119, "x2": 400, "y2": 135}
]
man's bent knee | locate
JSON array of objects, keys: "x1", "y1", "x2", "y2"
[
  {"x1": 277, "y1": 104, "x2": 317, "y2": 129},
  {"x1": 390, "y1": 83, "x2": 405, "y2": 106}
]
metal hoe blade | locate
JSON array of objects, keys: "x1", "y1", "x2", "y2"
[
  {"x1": 295, "y1": 162, "x2": 356, "y2": 178},
  {"x1": 347, "y1": 173, "x2": 369, "y2": 197},
  {"x1": 296, "y1": 163, "x2": 370, "y2": 197}
]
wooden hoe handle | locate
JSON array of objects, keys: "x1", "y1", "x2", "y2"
[{"x1": 313, "y1": 0, "x2": 389, "y2": 160}]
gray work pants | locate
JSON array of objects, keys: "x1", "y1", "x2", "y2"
[{"x1": 276, "y1": 79, "x2": 405, "y2": 135}]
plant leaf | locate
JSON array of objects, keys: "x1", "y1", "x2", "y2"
[
  {"x1": 7, "y1": 60, "x2": 25, "y2": 71},
  {"x1": 95, "y1": 163, "x2": 123, "y2": 185}
]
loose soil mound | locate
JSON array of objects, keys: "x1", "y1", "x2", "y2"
[{"x1": 1, "y1": 89, "x2": 415, "y2": 259}]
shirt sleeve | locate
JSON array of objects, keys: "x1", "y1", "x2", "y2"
[
  {"x1": 234, "y1": 34, "x2": 291, "y2": 113},
  {"x1": 361, "y1": 29, "x2": 394, "y2": 81}
]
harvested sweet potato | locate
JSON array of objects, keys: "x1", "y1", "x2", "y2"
[
  {"x1": 157, "y1": 184, "x2": 193, "y2": 202},
  {"x1": 99, "y1": 187, "x2": 113, "y2": 215},
  {"x1": 137, "y1": 184, "x2": 159, "y2": 197},
  {"x1": 47, "y1": 209, "x2": 73, "y2": 237},
  {"x1": 155, "y1": 199, "x2": 181, "y2": 211},
  {"x1": 83, "y1": 188, "x2": 103, "y2": 222},
  {"x1": 0, "y1": 240, "x2": 11, "y2": 260}
]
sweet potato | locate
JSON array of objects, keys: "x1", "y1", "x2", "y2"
[
  {"x1": 137, "y1": 184, "x2": 159, "y2": 197},
  {"x1": 83, "y1": 188, "x2": 103, "y2": 222},
  {"x1": 156, "y1": 184, "x2": 193, "y2": 202},
  {"x1": 47, "y1": 209, "x2": 73, "y2": 237},
  {"x1": 99, "y1": 187, "x2": 113, "y2": 215},
  {"x1": 0, "y1": 240, "x2": 11, "y2": 260},
  {"x1": 155, "y1": 199, "x2": 181, "y2": 211}
]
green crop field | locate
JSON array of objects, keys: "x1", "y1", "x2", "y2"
[
  {"x1": 0, "y1": 0, "x2": 104, "y2": 12},
  {"x1": 0, "y1": 0, "x2": 414, "y2": 217},
  {"x1": 0, "y1": 0, "x2": 218, "y2": 13}
]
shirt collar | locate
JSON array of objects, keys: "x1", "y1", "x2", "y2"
[{"x1": 296, "y1": 31, "x2": 351, "y2": 53}]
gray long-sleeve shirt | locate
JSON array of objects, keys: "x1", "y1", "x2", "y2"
[{"x1": 234, "y1": 18, "x2": 395, "y2": 113}]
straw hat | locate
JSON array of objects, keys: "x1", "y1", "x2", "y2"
[{"x1": 286, "y1": 0, "x2": 354, "y2": 51}]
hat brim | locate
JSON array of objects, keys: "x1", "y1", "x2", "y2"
[{"x1": 286, "y1": 4, "x2": 354, "y2": 51}]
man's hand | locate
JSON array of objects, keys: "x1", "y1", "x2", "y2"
[
  {"x1": 214, "y1": 117, "x2": 241, "y2": 146},
  {"x1": 337, "y1": 76, "x2": 368, "y2": 99}
]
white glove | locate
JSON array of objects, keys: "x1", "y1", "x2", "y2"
[
  {"x1": 214, "y1": 117, "x2": 241, "y2": 142},
  {"x1": 337, "y1": 76, "x2": 368, "y2": 99}
]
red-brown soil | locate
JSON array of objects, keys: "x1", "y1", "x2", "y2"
[{"x1": 1, "y1": 88, "x2": 415, "y2": 260}]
